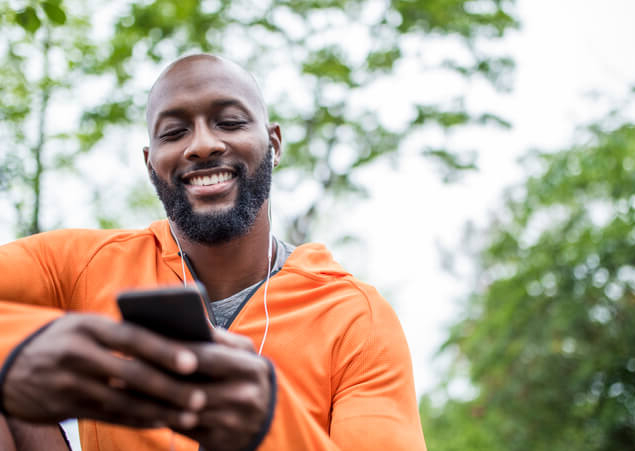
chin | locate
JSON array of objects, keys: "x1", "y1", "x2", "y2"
[{"x1": 192, "y1": 205, "x2": 234, "y2": 217}]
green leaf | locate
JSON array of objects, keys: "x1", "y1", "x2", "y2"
[
  {"x1": 366, "y1": 48, "x2": 402, "y2": 71},
  {"x1": 16, "y1": 7, "x2": 41, "y2": 33},
  {"x1": 41, "y1": 1, "x2": 67, "y2": 25},
  {"x1": 424, "y1": 148, "x2": 477, "y2": 171}
]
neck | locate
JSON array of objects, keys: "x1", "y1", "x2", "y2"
[{"x1": 171, "y1": 204, "x2": 272, "y2": 301}]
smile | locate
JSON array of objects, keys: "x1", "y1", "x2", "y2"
[{"x1": 187, "y1": 172, "x2": 235, "y2": 186}]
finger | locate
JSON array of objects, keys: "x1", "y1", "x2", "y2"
[
  {"x1": 175, "y1": 420, "x2": 254, "y2": 451},
  {"x1": 20, "y1": 369, "x2": 198, "y2": 429},
  {"x1": 197, "y1": 380, "x2": 269, "y2": 414},
  {"x1": 190, "y1": 345, "x2": 269, "y2": 380},
  {"x1": 211, "y1": 328, "x2": 255, "y2": 352},
  {"x1": 83, "y1": 317, "x2": 199, "y2": 375},
  {"x1": 180, "y1": 408, "x2": 262, "y2": 451},
  {"x1": 70, "y1": 377, "x2": 200, "y2": 430},
  {"x1": 197, "y1": 409, "x2": 262, "y2": 434},
  {"x1": 60, "y1": 340, "x2": 206, "y2": 411}
]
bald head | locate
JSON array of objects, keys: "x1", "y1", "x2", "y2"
[{"x1": 146, "y1": 54, "x2": 268, "y2": 135}]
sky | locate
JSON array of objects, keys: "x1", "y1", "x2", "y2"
[{"x1": 5, "y1": 0, "x2": 635, "y2": 448}]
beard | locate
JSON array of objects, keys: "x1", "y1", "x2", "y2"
[{"x1": 150, "y1": 149, "x2": 272, "y2": 245}]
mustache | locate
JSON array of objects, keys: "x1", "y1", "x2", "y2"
[{"x1": 172, "y1": 159, "x2": 247, "y2": 185}]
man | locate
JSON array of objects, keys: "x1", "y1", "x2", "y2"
[{"x1": 0, "y1": 54, "x2": 427, "y2": 450}]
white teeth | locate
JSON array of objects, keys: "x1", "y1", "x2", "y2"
[{"x1": 189, "y1": 172, "x2": 233, "y2": 186}]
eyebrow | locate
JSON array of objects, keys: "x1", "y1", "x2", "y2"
[{"x1": 152, "y1": 99, "x2": 252, "y2": 137}]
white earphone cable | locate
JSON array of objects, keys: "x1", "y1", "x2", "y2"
[
  {"x1": 169, "y1": 221, "x2": 188, "y2": 288},
  {"x1": 257, "y1": 149, "x2": 275, "y2": 355},
  {"x1": 258, "y1": 217, "x2": 273, "y2": 356}
]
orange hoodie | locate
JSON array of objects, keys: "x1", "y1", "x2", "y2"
[{"x1": 0, "y1": 220, "x2": 427, "y2": 450}]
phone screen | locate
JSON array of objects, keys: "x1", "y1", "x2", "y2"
[{"x1": 117, "y1": 285, "x2": 213, "y2": 342}]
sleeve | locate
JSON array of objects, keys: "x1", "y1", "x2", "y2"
[
  {"x1": 0, "y1": 233, "x2": 77, "y2": 369},
  {"x1": 257, "y1": 285, "x2": 427, "y2": 451},
  {"x1": 328, "y1": 286, "x2": 427, "y2": 450},
  {"x1": 256, "y1": 368, "x2": 340, "y2": 451}
]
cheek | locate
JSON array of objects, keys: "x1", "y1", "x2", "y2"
[
  {"x1": 237, "y1": 135, "x2": 269, "y2": 163},
  {"x1": 148, "y1": 144, "x2": 180, "y2": 173}
]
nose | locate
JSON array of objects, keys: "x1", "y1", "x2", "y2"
[{"x1": 184, "y1": 119, "x2": 225, "y2": 160}]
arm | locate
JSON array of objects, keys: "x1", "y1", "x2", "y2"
[
  {"x1": 261, "y1": 287, "x2": 427, "y2": 451},
  {"x1": 4, "y1": 417, "x2": 71, "y2": 451},
  {"x1": 0, "y1": 415, "x2": 17, "y2": 451},
  {"x1": 0, "y1": 236, "x2": 221, "y2": 431},
  {"x1": 0, "y1": 234, "x2": 273, "y2": 449},
  {"x1": 0, "y1": 305, "x2": 421, "y2": 451},
  {"x1": 1, "y1": 313, "x2": 211, "y2": 428},
  {"x1": 0, "y1": 233, "x2": 73, "y2": 365},
  {"x1": 328, "y1": 290, "x2": 426, "y2": 450},
  {"x1": 184, "y1": 287, "x2": 427, "y2": 451}
]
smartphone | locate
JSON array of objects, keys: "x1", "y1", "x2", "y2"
[{"x1": 117, "y1": 284, "x2": 214, "y2": 342}]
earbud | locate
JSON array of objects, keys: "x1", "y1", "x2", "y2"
[{"x1": 269, "y1": 145, "x2": 275, "y2": 168}]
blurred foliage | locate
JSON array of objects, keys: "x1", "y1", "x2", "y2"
[
  {"x1": 420, "y1": 120, "x2": 635, "y2": 450},
  {"x1": 0, "y1": 0, "x2": 99, "y2": 236},
  {"x1": 1, "y1": 0, "x2": 517, "y2": 239}
]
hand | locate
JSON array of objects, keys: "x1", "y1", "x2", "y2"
[
  {"x1": 2, "y1": 313, "x2": 207, "y2": 429},
  {"x1": 177, "y1": 328, "x2": 274, "y2": 451}
]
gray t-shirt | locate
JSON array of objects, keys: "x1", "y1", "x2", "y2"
[{"x1": 209, "y1": 237, "x2": 295, "y2": 329}]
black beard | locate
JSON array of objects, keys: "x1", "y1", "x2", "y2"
[{"x1": 150, "y1": 149, "x2": 272, "y2": 245}]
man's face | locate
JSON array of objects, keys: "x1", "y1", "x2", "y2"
[{"x1": 145, "y1": 56, "x2": 279, "y2": 244}]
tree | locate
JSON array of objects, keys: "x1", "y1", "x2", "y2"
[
  {"x1": 421, "y1": 113, "x2": 635, "y2": 450},
  {"x1": 1, "y1": 0, "x2": 517, "y2": 241},
  {"x1": 0, "y1": 0, "x2": 98, "y2": 236}
]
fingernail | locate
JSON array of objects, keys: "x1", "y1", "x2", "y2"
[
  {"x1": 190, "y1": 390, "x2": 206, "y2": 410},
  {"x1": 180, "y1": 412, "x2": 198, "y2": 429},
  {"x1": 175, "y1": 350, "x2": 197, "y2": 373}
]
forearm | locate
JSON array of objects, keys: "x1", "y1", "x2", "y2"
[
  {"x1": 0, "y1": 303, "x2": 62, "y2": 408},
  {"x1": 5, "y1": 417, "x2": 71, "y2": 451},
  {"x1": 257, "y1": 369, "x2": 342, "y2": 451},
  {"x1": 0, "y1": 414, "x2": 71, "y2": 451},
  {"x1": 0, "y1": 303, "x2": 62, "y2": 371},
  {"x1": 0, "y1": 415, "x2": 17, "y2": 451},
  {"x1": 0, "y1": 235, "x2": 76, "y2": 365}
]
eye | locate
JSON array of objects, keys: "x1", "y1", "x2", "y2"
[
  {"x1": 218, "y1": 120, "x2": 248, "y2": 130},
  {"x1": 159, "y1": 129, "x2": 186, "y2": 141}
]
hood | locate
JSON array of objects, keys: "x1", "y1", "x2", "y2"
[{"x1": 283, "y1": 243, "x2": 350, "y2": 278}]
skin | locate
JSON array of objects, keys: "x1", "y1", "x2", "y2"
[
  {"x1": 2, "y1": 55, "x2": 280, "y2": 451},
  {"x1": 4, "y1": 418, "x2": 70, "y2": 451},
  {"x1": 0, "y1": 415, "x2": 16, "y2": 451}
]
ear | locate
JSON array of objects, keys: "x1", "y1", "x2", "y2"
[
  {"x1": 143, "y1": 146, "x2": 151, "y2": 172},
  {"x1": 267, "y1": 123, "x2": 282, "y2": 167}
]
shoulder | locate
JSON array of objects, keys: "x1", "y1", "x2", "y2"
[
  {"x1": 1, "y1": 225, "x2": 159, "y2": 267},
  {"x1": 283, "y1": 244, "x2": 411, "y2": 382},
  {"x1": 282, "y1": 242, "x2": 400, "y2": 329},
  {"x1": 16, "y1": 226, "x2": 155, "y2": 249}
]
